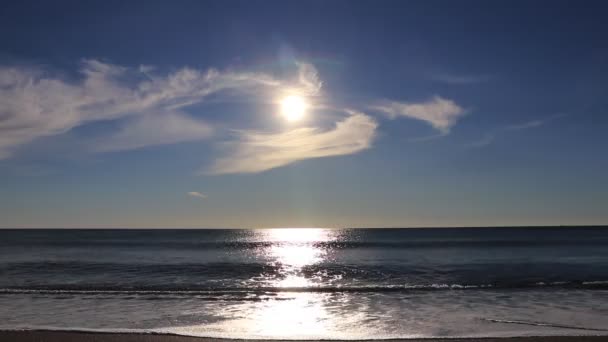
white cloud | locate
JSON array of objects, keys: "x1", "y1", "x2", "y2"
[
  {"x1": 429, "y1": 72, "x2": 491, "y2": 85},
  {"x1": 505, "y1": 120, "x2": 544, "y2": 130},
  {"x1": 466, "y1": 114, "x2": 567, "y2": 148},
  {"x1": 504, "y1": 113, "x2": 567, "y2": 131},
  {"x1": 187, "y1": 191, "x2": 207, "y2": 199},
  {"x1": 505, "y1": 113, "x2": 566, "y2": 131},
  {"x1": 372, "y1": 96, "x2": 465, "y2": 134},
  {"x1": 94, "y1": 112, "x2": 213, "y2": 152},
  {"x1": 0, "y1": 59, "x2": 317, "y2": 159},
  {"x1": 208, "y1": 112, "x2": 377, "y2": 174},
  {"x1": 0, "y1": 57, "x2": 472, "y2": 176},
  {"x1": 296, "y1": 62, "x2": 323, "y2": 95},
  {"x1": 465, "y1": 133, "x2": 496, "y2": 148}
]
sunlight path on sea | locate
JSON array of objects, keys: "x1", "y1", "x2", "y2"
[
  {"x1": 170, "y1": 228, "x2": 339, "y2": 339},
  {"x1": 254, "y1": 228, "x2": 328, "y2": 337}
]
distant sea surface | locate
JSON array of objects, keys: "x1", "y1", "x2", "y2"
[{"x1": 1, "y1": 227, "x2": 607, "y2": 339}]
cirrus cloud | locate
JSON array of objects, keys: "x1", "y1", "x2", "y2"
[
  {"x1": 371, "y1": 96, "x2": 465, "y2": 134},
  {"x1": 93, "y1": 112, "x2": 213, "y2": 152},
  {"x1": 0, "y1": 59, "x2": 319, "y2": 158},
  {"x1": 0, "y1": 58, "x2": 468, "y2": 175},
  {"x1": 187, "y1": 191, "x2": 208, "y2": 199},
  {"x1": 207, "y1": 112, "x2": 378, "y2": 175}
]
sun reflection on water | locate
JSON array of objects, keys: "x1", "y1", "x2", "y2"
[
  {"x1": 271, "y1": 244, "x2": 323, "y2": 268},
  {"x1": 264, "y1": 228, "x2": 328, "y2": 287},
  {"x1": 255, "y1": 228, "x2": 330, "y2": 336},
  {"x1": 263, "y1": 227, "x2": 329, "y2": 242},
  {"x1": 167, "y1": 228, "x2": 381, "y2": 339},
  {"x1": 253, "y1": 291, "x2": 329, "y2": 339}
]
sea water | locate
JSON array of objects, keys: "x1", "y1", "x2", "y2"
[{"x1": 1, "y1": 227, "x2": 607, "y2": 339}]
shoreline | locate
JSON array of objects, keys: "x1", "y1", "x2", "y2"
[{"x1": 1, "y1": 330, "x2": 608, "y2": 342}]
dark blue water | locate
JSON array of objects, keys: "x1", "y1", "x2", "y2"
[{"x1": 1, "y1": 227, "x2": 607, "y2": 339}]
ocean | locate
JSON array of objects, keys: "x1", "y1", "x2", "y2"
[{"x1": 1, "y1": 227, "x2": 607, "y2": 339}]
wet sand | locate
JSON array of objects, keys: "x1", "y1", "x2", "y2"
[{"x1": 1, "y1": 331, "x2": 607, "y2": 342}]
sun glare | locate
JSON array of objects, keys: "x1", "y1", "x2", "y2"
[{"x1": 280, "y1": 95, "x2": 307, "y2": 122}]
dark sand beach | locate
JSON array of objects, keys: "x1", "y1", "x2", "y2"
[{"x1": 1, "y1": 331, "x2": 608, "y2": 342}]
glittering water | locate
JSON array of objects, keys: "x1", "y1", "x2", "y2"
[{"x1": 1, "y1": 228, "x2": 607, "y2": 339}]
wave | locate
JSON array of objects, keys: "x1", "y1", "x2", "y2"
[
  {"x1": 4, "y1": 260, "x2": 606, "y2": 273},
  {"x1": 482, "y1": 318, "x2": 608, "y2": 332},
  {"x1": 4, "y1": 326, "x2": 607, "y2": 340},
  {"x1": 2, "y1": 280, "x2": 607, "y2": 296},
  {"x1": 3, "y1": 261, "x2": 608, "y2": 287},
  {"x1": 4, "y1": 239, "x2": 608, "y2": 249},
  {"x1": 3, "y1": 261, "x2": 608, "y2": 296}
]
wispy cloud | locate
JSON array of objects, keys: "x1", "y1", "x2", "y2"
[
  {"x1": 371, "y1": 96, "x2": 465, "y2": 134},
  {"x1": 466, "y1": 114, "x2": 567, "y2": 148},
  {"x1": 208, "y1": 112, "x2": 377, "y2": 174},
  {"x1": 93, "y1": 112, "x2": 213, "y2": 152},
  {"x1": 0, "y1": 58, "x2": 469, "y2": 175},
  {"x1": 505, "y1": 114, "x2": 567, "y2": 131},
  {"x1": 505, "y1": 120, "x2": 545, "y2": 130},
  {"x1": 296, "y1": 62, "x2": 323, "y2": 95},
  {"x1": 429, "y1": 72, "x2": 491, "y2": 85},
  {"x1": 187, "y1": 191, "x2": 207, "y2": 199},
  {"x1": 0, "y1": 59, "x2": 318, "y2": 158},
  {"x1": 464, "y1": 132, "x2": 496, "y2": 148}
]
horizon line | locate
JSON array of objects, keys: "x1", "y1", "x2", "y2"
[{"x1": 1, "y1": 225, "x2": 607, "y2": 230}]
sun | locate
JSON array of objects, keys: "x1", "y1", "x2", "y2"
[{"x1": 279, "y1": 95, "x2": 307, "y2": 122}]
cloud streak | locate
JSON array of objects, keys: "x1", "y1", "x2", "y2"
[
  {"x1": 93, "y1": 112, "x2": 213, "y2": 152},
  {"x1": 187, "y1": 191, "x2": 207, "y2": 199},
  {"x1": 429, "y1": 72, "x2": 491, "y2": 85},
  {"x1": 464, "y1": 132, "x2": 496, "y2": 148},
  {"x1": 466, "y1": 114, "x2": 567, "y2": 148},
  {"x1": 0, "y1": 59, "x2": 319, "y2": 158},
  {"x1": 208, "y1": 112, "x2": 377, "y2": 174},
  {"x1": 0, "y1": 58, "x2": 469, "y2": 175},
  {"x1": 505, "y1": 114, "x2": 567, "y2": 131},
  {"x1": 371, "y1": 96, "x2": 465, "y2": 134}
]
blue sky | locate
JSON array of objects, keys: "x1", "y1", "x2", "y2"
[{"x1": 1, "y1": 0, "x2": 607, "y2": 228}]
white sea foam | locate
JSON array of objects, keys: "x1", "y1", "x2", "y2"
[{"x1": 1, "y1": 289, "x2": 607, "y2": 339}]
